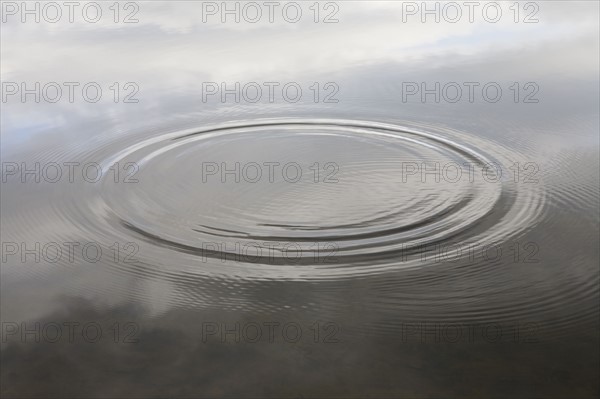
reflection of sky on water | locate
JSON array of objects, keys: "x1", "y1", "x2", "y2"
[
  {"x1": 1, "y1": 1, "x2": 598, "y2": 142},
  {"x1": 1, "y1": 2, "x2": 599, "y2": 397},
  {"x1": 1, "y1": 1, "x2": 599, "y2": 315}
]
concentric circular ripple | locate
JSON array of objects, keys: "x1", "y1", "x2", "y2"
[{"x1": 72, "y1": 118, "x2": 546, "y2": 280}]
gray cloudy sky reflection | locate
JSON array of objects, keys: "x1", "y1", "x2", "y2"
[
  {"x1": 1, "y1": 2, "x2": 599, "y2": 398},
  {"x1": 1, "y1": 1, "x2": 599, "y2": 138}
]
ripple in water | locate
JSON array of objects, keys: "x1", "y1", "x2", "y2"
[
  {"x1": 69, "y1": 118, "x2": 546, "y2": 280},
  {"x1": 7, "y1": 118, "x2": 599, "y2": 338}
]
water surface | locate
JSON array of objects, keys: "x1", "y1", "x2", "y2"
[{"x1": 1, "y1": 1, "x2": 599, "y2": 397}]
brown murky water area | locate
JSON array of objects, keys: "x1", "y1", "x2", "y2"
[{"x1": 1, "y1": 1, "x2": 599, "y2": 397}]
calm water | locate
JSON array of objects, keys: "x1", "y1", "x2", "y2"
[{"x1": 1, "y1": 1, "x2": 599, "y2": 397}]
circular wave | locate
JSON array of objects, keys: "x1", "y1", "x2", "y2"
[
  {"x1": 4, "y1": 118, "x2": 598, "y2": 339},
  {"x1": 70, "y1": 118, "x2": 547, "y2": 280}
]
